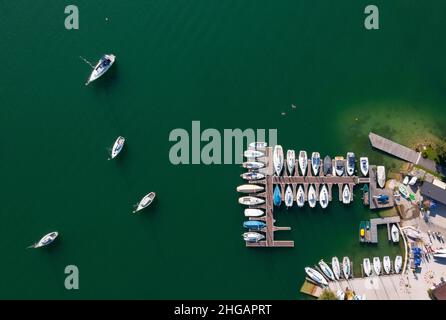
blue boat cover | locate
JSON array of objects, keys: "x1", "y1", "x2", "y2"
[{"x1": 273, "y1": 185, "x2": 281, "y2": 207}]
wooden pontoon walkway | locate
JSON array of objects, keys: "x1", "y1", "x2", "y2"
[{"x1": 369, "y1": 216, "x2": 401, "y2": 243}]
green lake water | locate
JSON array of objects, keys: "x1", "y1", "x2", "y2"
[{"x1": 1, "y1": 0, "x2": 446, "y2": 299}]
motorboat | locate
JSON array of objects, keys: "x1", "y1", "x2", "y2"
[
  {"x1": 399, "y1": 185, "x2": 409, "y2": 198},
  {"x1": 383, "y1": 256, "x2": 391, "y2": 274},
  {"x1": 285, "y1": 185, "x2": 293, "y2": 208},
  {"x1": 363, "y1": 258, "x2": 372, "y2": 277},
  {"x1": 409, "y1": 176, "x2": 418, "y2": 185},
  {"x1": 403, "y1": 176, "x2": 410, "y2": 185},
  {"x1": 236, "y1": 184, "x2": 264, "y2": 193},
  {"x1": 109, "y1": 136, "x2": 125, "y2": 160},
  {"x1": 273, "y1": 145, "x2": 284, "y2": 176},
  {"x1": 242, "y1": 161, "x2": 265, "y2": 170},
  {"x1": 243, "y1": 220, "x2": 266, "y2": 230},
  {"x1": 238, "y1": 196, "x2": 265, "y2": 206},
  {"x1": 249, "y1": 142, "x2": 267, "y2": 149},
  {"x1": 360, "y1": 157, "x2": 369, "y2": 176},
  {"x1": 342, "y1": 256, "x2": 351, "y2": 279},
  {"x1": 27, "y1": 232, "x2": 59, "y2": 249},
  {"x1": 273, "y1": 185, "x2": 281, "y2": 207},
  {"x1": 311, "y1": 152, "x2": 321, "y2": 176},
  {"x1": 133, "y1": 192, "x2": 156, "y2": 213},
  {"x1": 323, "y1": 156, "x2": 332, "y2": 175},
  {"x1": 331, "y1": 257, "x2": 341, "y2": 280},
  {"x1": 377, "y1": 166, "x2": 386, "y2": 188},
  {"x1": 305, "y1": 267, "x2": 328, "y2": 286},
  {"x1": 242, "y1": 232, "x2": 264, "y2": 243},
  {"x1": 318, "y1": 259, "x2": 335, "y2": 281},
  {"x1": 342, "y1": 185, "x2": 351, "y2": 204},
  {"x1": 373, "y1": 257, "x2": 381, "y2": 275},
  {"x1": 308, "y1": 185, "x2": 317, "y2": 208},
  {"x1": 359, "y1": 221, "x2": 366, "y2": 241},
  {"x1": 244, "y1": 150, "x2": 264, "y2": 158},
  {"x1": 86, "y1": 54, "x2": 116, "y2": 85},
  {"x1": 394, "y1": 256, "x2": 402, "y2": 273},
  {"x1": 319, "y1": 185, "x2": 328, "y2": 209},
  {"x1": 296, "y1": 185, "x2": 305, "y2": 207},
  {"x1": 335, "y1": 156, "x2": 345, "y2": 176},
  {"x1": 346, "y1": 152, "x2": 355, "y2": 176},
  {"x1": 404, "y1": 228, "x2": 422, "y2": 240},
  {"x1": 240, "y1": 172, "x2": 265, "y2": 181},
  {"x1": 391, "y1": 224, "x2": 400, "y2": 243},
  {"x1": 299, "y1": 151, "x2": 308, "y2": 175},
  {"x1": 286, "y1": 150, "x2": 296, "y2": 175},
  {"x1": 244, "y1": 209, "x2": 264, "y2": 217}
]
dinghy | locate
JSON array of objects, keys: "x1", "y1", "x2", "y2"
[
  {"x1": 238, "y1": 196, "x2": 265, "y2": 206},
  {"x1": 319, "y1": 185, "x2": 328, "y2": 209},
  {"x1": 299, "y1": 151, "x2": 308, "y2": 176},
  {"x1": 373, "y1": 257, "x2": 381, "y2": 275},
  {"x1": 331, "y1": 257, "x2": 341, "y2": 280},
  {"x1": 308, "y1": 185, "x2": 316, "y2": 208},
  {"x1": 133, "y1": 192, "x2": 156, "y2": 213},
  {"x1": 342, "y1": 256, "x2": 351, "y2": 279},
  {"x1": 360, "y1": 157, "x2": 369, "y2": 176},
  {"x1": 342, "y1": 185, "x2": 351, "y2": 204},
  {"x1": 240, "y1": 172, "x2": 265, "y2": 181},
  {"x1": 243, "y1": 220, "x2": 266, "y2": 230},
  {"x1": 318, "y1": 259, "x2": 335, "y2": 281},
  {"x1": 109, "y1": 136, "x2": 125, "y2": 160},
  {"x1": 391, "y1": 224, "x2": 400, "y2": 243},
  {"x1": 286, "y1": 150, "x2": 296, "y2": 175},
  {"x1": 363, "y1": 258, "x2": 372, "y2": 277},
  {"x1": 27, "y1": 232, "x2": 58, "y2": 249},
  {"x1": 394, "y1": 256, "x2": 402, "y2": 273},
  {"x1": 242, "y1": 232, "x2": 264, "y2": 243},
  {"x1": 305, "y1": 267, "x2": 328, "y2": 286},
  {"x1": 244, "y1": 208, "x2": 264, "y2": 217},
  {"x1": 236, "y1": 184, "x2": 264, "y2": 193},
  {"x1": 242, "y1": 161, "x2": 265, "y2": 170},
  {"x1": 285, "y1": 185, "x2": 293, "y2": 208},
  {"x1": 244, "y1": 150, "x2": 264, "y2": 158},
  {"x1": 296, "y1": 185, "x2": 305, "y2": 207},
  {"x1": 86, "y1": 54, "x2": 116, "y2": 85},
  {"x1": 383, "y1": 256, "x2": 391, "y2": 274},
  {"x1": 273, "y1": 145, "x2": 284, "y2": 176}
]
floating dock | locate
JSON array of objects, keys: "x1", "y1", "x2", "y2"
[
  {"x1": 368, "y1": 165, "x2": 394, "y2": 209},
  {"x1": 369, "y1": 217, "x2": 401, "y2": 243}
]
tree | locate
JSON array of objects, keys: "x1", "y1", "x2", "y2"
[{"x1": 318, "y1": 289, "x2": 338, "y2": 300}]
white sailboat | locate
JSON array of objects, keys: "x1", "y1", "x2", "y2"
[
  {"x1": 27, "y1": 231, "x2": 59, "y2": 249},
  {"x1": 391, "y1": 224, "x2": 400, "y2": 243},
  {"x1": 342, "y1": 256, "x2": 351, "y2": 279},
  {"x1": 383, "y1": 256, "x2": 391, "y2": 274},
  {"x1": 346, "y1": 152, "x2": 355, "y2": 176},
  {"x1": 296, "y1": 185, "x2": 305, "y2": 207},
  {"x1": 273, "y1": 145, "x2": 284, "y2": 176},
  {"x1": 285, "y1": 185, "x2": 293, "y2": 208},
  {"x1": 342, "y1": 185, "x2": 351, "y2": 204},
  {"x1": 360, "y1": 157, "x2": 369, "y2": 176},
  {"x1": 305, "y1": 267, "x2": 328, "y2": 286},
  {"x1": 238, "y1": 196, "x2": 265, "y2": 206},
  {"x1": 311, "y1": 152, "x2": 321, "y2": 176},
  {"x1": 363, "y1": 258, "x2": 372, "y2": 277},
  {"x1": 109, "y1": 136, "x2": 125, "y2": 160},
  {"x1": 242, "y1": 161, "x2": 265, "y2": 170},
  {"x1": 240, "y1": 172, "x2": 265, "y2": 181},
  {"x1": 331, "y1": 257, "x2": 341, "y2": 280},
  {"x1": 394, "y1": 256, "x2": 402, "y2": 273},
  {"x1": 373, "y1": 257, "x2": 381, "y2": 275},
  {"x1": 249, "y1": 142, "x2": 267, "y2": 149},
  {"x1": 286, "y1": 150, "x2": 296, "y2": 175},
  {"x1": 319, "y1": 185, "x2": 328, "y2": 209},
  {"x1": 243, "y1": 232, "x2": 264, "y2": 243},
  {"x1": 244, "y1": 150, "x2": 264, "y2": 158},
  {"x1": 404, "y1": 227, "x2": 422, "y2": 240},
  {"x1": 335, "y1": 156, "x2": 345, "y2": 176},
  {"x1": 308, "y1": 185, "x2": 317, "y2": 208},
  {"x1": 299, "y1": 150, "x2": 308, "y2": 176},
  {"x1": 86, "y1": 54, "x2": 116, "y2": 85},
  {"x1": 133, "y1": 192, "x2": 156, "y2": 213},
  {"x1": 377, "y1": 166, "x2": 386, "y2": 188},
  {"x1": 236, "y1": 184, "x2": 264, "y2": 193},
  {"x1": 244, "y1": 209, "x2": 264, "y2": 217},
  {"x1": 318, "y1": 259, "x2": 335, "y2": 281}
]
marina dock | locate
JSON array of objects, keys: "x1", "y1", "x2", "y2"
[
  {"x1": 368, "y1": 165, "x2": 394, "y2": 209},
  {"x1": 369, "y1": 217, "x2": 401, "y2": 243}
]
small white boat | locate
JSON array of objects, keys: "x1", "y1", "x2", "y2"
[
  {"x1": 404, "y1": 227, "x2": 422, "y2": 240},
  {"x1": 311, "y1": 152, "x2": 321, "y2": 176},
  {"x1": 331, "y1": 257, "x2": 341, "y2": 280},
  {"x1": 383, "y1": 256, "x2": 391, "y2": 274},
  {"x1": 342, "y1": 185, "x2": 351, "y2": 204},
  {"x1": 249, "y1": 142, "x2": 267, "y2": 149},
  {"x1": 363, "y1": 258, "x2": 372, "y2": 277},
  {"x1": 133, "y1": 192, "x2": 156, "y2": 213},
  {"x1": 394, "y1": 256, "x2": 402, "y2": 273},
  {"x1": 244, "y1": 150, "x2": 264, "y2": 158},
  {"x1": 360, "y1": 157, "x2": 369, "y2": 176},
  {"x1": 342, "y1": 256, "x2": 351, "y2": 279},
  {"x1": 318, "y1": 259, "x2": 335, "y2": 281},
  {"x1": 408, "y1": 176, "x2": 418, "y2": 185},
  {"x1": 286, "y1": 150, "x2": 296, "y2": 175},
  {"x1": 27, "y1": 231, "x2": 59, "y2": 249},
  {"x1": 377, "y1": 166, "x2": 386, "y2": 188},
  {"x1": 346, "y1": 152, "x2": 355, "y2": 176},
  {"x1": 243, "y1": 232, "x2": 264, "y2": 243},
  {"x1": 244, "y1": 208, "x2": 264, "y2": 217},
  {"x1": 273, "y1": 145, "x2": 284, "y2": 176},
  {"x1": 86, "y1": 54, "x2": 116, "y2": 85},
  {"x1": 299, "y1": 151, "x2": 308, "y2": 176},
  {"x1": 240, "y1": 172, "x2": 265, "y2": 181},
  {"x1": 373, "y1": 257, "x2": 381, "y2": 275},
  {"x1": 308, "y1": 185, "x2": 317, "y2": 208},
  {"x1": 319, "y1": 185, "x2": 328, "y2": 209},
  {"x1": 403, "y1": 176, "x2": 410, "y2": 185},
  {"x1": 391, "y1": 224, "x2": 400, "y2": 243},
  {"x1": 296, "y1": 185, "x2": 305, "y2": 207},
  {"x1": 335, "y1": 156, "x2": 345, "y2": 176},
  {"x1": 238, "y1": 196, "x2": 265, "y2": 206},
  {"x1": 305, "y1": 267, "x2": 328, "y2": 286},
  {"x1": 109, "y1": 136, "x2": 125, "y2": 160},
  {"x1": 285, "y1": 185, "x2": 293, "y2": 208},
  {"x1": 242, "y1": 161, "x2": 265, "y2": 169},
  {"x1": 236, "y1": 184, "x2": 264, "y2": 193}
]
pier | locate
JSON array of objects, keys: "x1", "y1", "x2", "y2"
[
  {"x1": 368, "y1": 165, "x2": 394, "y2": 209},
  {"x1": 369, "y1": 217, "x2": 401, "y2": 243}
]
